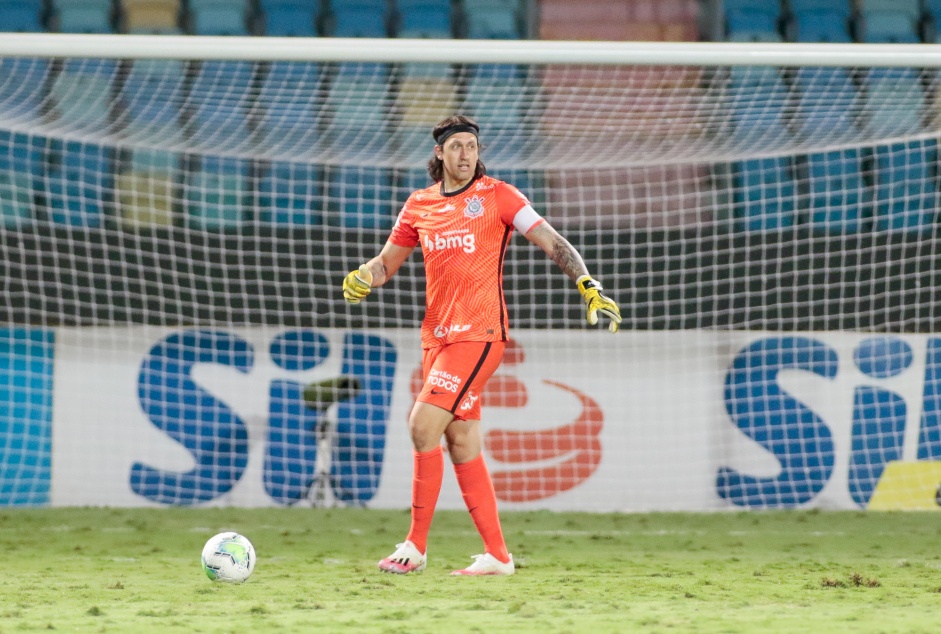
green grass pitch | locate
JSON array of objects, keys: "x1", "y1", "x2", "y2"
[{"x1": 2, "y1": 507, "x2": 940, "y2": 633}]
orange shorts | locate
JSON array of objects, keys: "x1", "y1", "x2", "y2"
[{"x1": 416, "y1": 340, "x2": 506, "y2": 421}]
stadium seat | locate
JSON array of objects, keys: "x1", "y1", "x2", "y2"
[
  {"x1": 396, "y1": 0, "x2": 452, "y2": 37},
  {"x1": 256, "y1": 161, "x2": 323, "y2": 225},
  {"x1": 460, "y1": 64, "x2": 530, "y2": 160},
  {"x1": 727, "y1": 66, "x2": 789, "y2": 146},
  {"x1": 50, "y1": 59, "x2": 117, "y2": 132},
  {"x1": 731, "y1": 157, "x2": 797, "y2": 231},
  {"x1": 791, "y1": 67, "x2": 858, "y2": 140},
  {"x1": 253, "y1": 62, "x2": 325, "y2": 154},
  {"x1": 870, "y1": 141, "x2": 939, "y2": 233},
  {"x1": 862, "y1": 68, "x2": 926, "y2": 137},
  {"x1": 0, "y1": 131, "x2": 43, "y2": 227},
  {"x1": 855, "y1": 10, "x2": 920, "y2": 42},
  {"x1": 116, "y1": 149, "x2": 179, "y2": 227},
  {"x1": 797, "y1": 149, "x2": 864, "y2": 233},
  {"x1": 121, "y1": 0, "x2": 181, "y2": 33},
  {"x1": 0, "y1": 0, "x2": 45, "y2": 31},
  {"x1": 858, "y1": 0, "x2": 920, "y2": 19},
  {"x1": 184, "y1": 61, "x2": 255, "y2": 153},
  {"x1": 327, "y1": 0, "x2": 389, "y2": 37},
  {"x1": 116, "y1": 59, "x2": 187, "y2": 141},
  {"x1": 53, "y1": 0, "x2": 114, "y2": 33},
  {"x1": 389, "y1": 125, "x2": 432, "y2": 165},
  {"x1": 185, "y1": 156, "x2": 249, "y2": 230},
  {"x1": 0, "y1": 58, "x2": 50, "y2": 120},
  {"x1": 464, "y1": 4, "x2": 520, "y2": 39},
  {"x1": 395, "y1": 166, "x2": 433, "y2": 197},
  {"x1": 187, "y1": 0, "x2": 249, "y2": 35},
  {"x1": 786, "y1": 0, "x2": 853, "y2": 42},
  {"x1": 259, "y1": 0, "x2": 320, "y2": 36},
  {"x1": 789, "y1": 8, "x2": 852, "y2": 41},
  {"x1": 323, "y1": 62, "x2": 391, "y2": 156},
  {"x1": 725, "y1": 7, "x2": 780, "y2": 41},
  {"x1": 395, "y1": 74, "x2": 457, "y2": 126},
  {"x1": 44, "y1": 141, "x2": 113, "y2": 227},
  {"x1": 326, "y1": 165, "x2": 394, "y2": 229},
  {"x1": 787, "y1": 0, "x2": 850, "y2": 13},
  {"x1": 539, "y1": 0, "x2": 627, "y2": 40}
]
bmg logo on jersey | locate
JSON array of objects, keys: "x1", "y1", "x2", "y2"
[{"x1": 423, "y1": 230, "x2": 476, "y2": 254}]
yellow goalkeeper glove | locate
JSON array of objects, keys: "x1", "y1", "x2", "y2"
[
  {"x1": 576, "y1": 275, "x2": 621, "y2": 333},
  {"x1": 342, "y1": 265, "x2": 373, "y2": 304}
]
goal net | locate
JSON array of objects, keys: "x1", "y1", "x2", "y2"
[{"x1": 2, "y1": 35, "x2": 940, "y2": 511}]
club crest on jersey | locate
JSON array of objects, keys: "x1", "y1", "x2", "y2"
[{"x1": 464, "y1": 195, "x2": 485, "y2": 219}]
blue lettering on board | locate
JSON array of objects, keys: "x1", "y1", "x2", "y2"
[
  {"x1": 131, "y1": 330, "x2": 253, "y2": 505},
  {"x1": 717, "y1": 337, "x2": 837, "y2": 508}
]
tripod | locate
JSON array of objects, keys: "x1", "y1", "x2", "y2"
[{"x1": 301, "y1": 377, "x2": 362, "y2": 507}]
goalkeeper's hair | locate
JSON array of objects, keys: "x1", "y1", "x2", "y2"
[{"x1": 427, "y1": 114, "x2": 487, "y2": 183}]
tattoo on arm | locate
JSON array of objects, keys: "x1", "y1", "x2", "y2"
[{"x1": 548, "y1": 235, "x2": 589, "y2": 282}]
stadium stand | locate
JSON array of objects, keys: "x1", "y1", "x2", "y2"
[
  {"x1": 731, "y1": 156, "x2": 797, "y2": 231},
  {"x1": 184, "y1": 155, "x2": 249, "y2": 229},
  {"x1": 115, "y1": 59, "x2": 187, "y2": 141},
  {"x1": 0, "y1": 131, "x2": 43, "y2": 227},
  {"x1": 854, "y1": 0, "x2": 922, "y2": 43},
  {"x1": 184, "y1": 60, "x2": 255, "y2": 153},
  {"x1": 539, "y1": 0, "x2": 698, "y2": 41},
  {"x1": 396, "y1": 0, "x2": 452, "y2": 38},
  {"x1": 464, "y1": 0, "x2": 523, "y2": 39},
  {"x1": 0, "y1": 0, "x2": 45, "y2": 32},
  {"x1": 258, "y1": 0, "x2": 321, "y2": 36},
  {"x1": 45, "y1": 140, "x2": 113, "y2": 227},
  {"x1": 861, "y1": 68, "x2": 926, "y2": 138},
  {"x1": 121, "y1": 0, "x2": 181, "y2": 34},
  {"x1": 322, "y1": 62, "x2": 391, "y2": 157},
  {"x1": 324, "y1": 0, "x2": 390, "y2": 37},
  {"x1": 2, "y1": 0, "x2": 940, "y2": 236},
  {"x1": 798, "y1": 149, "x2": 864, "y2": 232},
  {"x1": 723, "y1": 0, "x2": 781, "y2": 42},
  {"x1": 785, "y1": 0, "x2": 853, "y2": 42},
  {"x1": 115, "y1": 148, "x2": 179, "y2": 226},
  {"x1": 927, "y1": 0, "x2": 941, "y2": 40},
  {"x1": 185, "y1": 0, "x2": 250, "y2": 35},
  {"x1": 326, "y1": 164, "x2": 394, "y2": 228},
  {"x1": 50, "y1": 0, "x2": 116, "y2": 32},
  {"x1": 50, "y1": 58, "x2": 117, "y2": 134},
  {"x1": 791, "y1": 67, "x2": 858, "y2": 142},
  {"x1": 256, "y1": 161, "x2": 324, "y2": 225},
  {"x1": 0, "y1": 57, "x2": 50, "y2": 120},
  {"x1": 870, "y1": 141, "x2": 939, "y2": 233},
  {"x1": 252, "y1": 61, "x2": 325, "y2": 155}
]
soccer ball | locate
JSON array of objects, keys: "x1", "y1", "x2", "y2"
[{"x1": 201, "y1": 532, "x2": 256, "y2": 583}]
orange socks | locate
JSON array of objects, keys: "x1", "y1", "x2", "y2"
[
  {"x1": 405, "y1": 446, "x2": 443, "y2": 555},
  {"x1": 454, "y1": 454, "x2": 510, "y2": 564}
]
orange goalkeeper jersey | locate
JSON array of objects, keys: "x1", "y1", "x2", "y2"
[{"x1": 388, "y1": 175, "x2": 543, "y2": 349}]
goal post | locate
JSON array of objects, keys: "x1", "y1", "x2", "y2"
[{"x1": 2, "y1": 34, "x2": 941, "y2": 511}]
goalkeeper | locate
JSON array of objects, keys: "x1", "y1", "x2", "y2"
[{"x1": 343, "y1": 114, "x2": 620, "y2": 577}]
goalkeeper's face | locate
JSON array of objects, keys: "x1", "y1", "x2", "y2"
[{"x1": 436, "y1": 133, "x2": 479, "y2": 188}]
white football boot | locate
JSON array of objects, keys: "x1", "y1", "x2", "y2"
[
  {"x1": 377, "y1": 540, "x2": 427, "y2": 574},
  {"x1": 450, "y1": 553, "x2": 515, "y2": 576}
]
